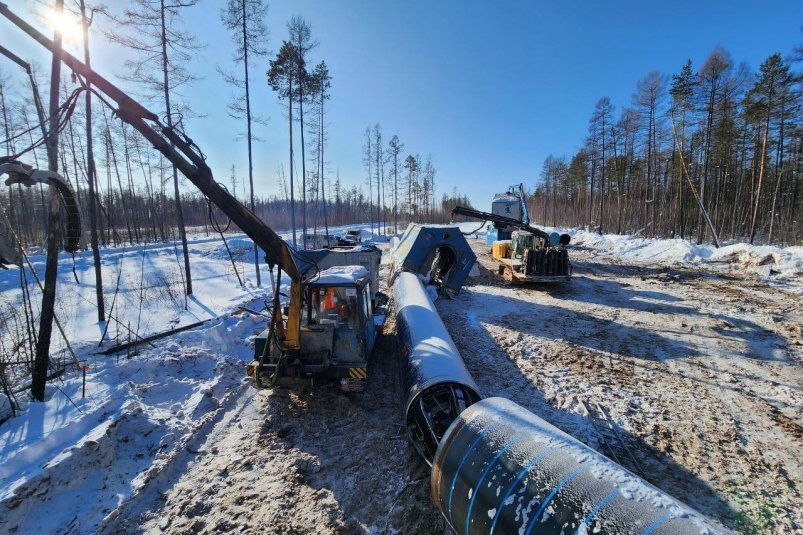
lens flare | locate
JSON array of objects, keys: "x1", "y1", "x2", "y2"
[{"x1": 42, "y1": 7, "x2": 83, "y2": 42}]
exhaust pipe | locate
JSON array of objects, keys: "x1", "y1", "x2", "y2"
[{"x1": 432, "y1": 397, "x2": 722, "y2": 535}]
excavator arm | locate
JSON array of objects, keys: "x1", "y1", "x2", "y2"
[
  {"x1": 0, "y1": 2, "x2": 304, "y2": 348},
  {"x1": 450, "y1": 205, "x2": 551, "y2": 241}
]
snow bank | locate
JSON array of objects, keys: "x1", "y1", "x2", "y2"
[{"x1": 557, "y1": 228, "x2": 803, "y2": 282}]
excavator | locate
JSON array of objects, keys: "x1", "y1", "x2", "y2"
[
  {"x1": 0, "y1": 3, "x2": 383, "y2": 392},
  {"x1": 451, "y1": 183, "x2": 572, "y2": 283}
]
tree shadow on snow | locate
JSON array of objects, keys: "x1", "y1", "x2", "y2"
[{"x1": 514, "y1": 266, "x2": 792, "y2": 364}]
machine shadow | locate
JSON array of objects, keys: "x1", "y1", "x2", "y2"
[
  {"x1": 253, "y1": 321, "x2": 451, "y2": 535},
  {"x1": 435, "y1": 289, "x2": 744, "y2": 532}
]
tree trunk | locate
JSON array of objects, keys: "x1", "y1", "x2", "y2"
[
  {"x1": 242, "y1": 0, "x2": 260, "y2": 285},
  {"x1": 288, "y1": 76, "x2": 296, "y2": 247},
  {"x1": 299, "y1": 72, "x2": 307, "y2": 247},
  {"x1": 160, "y1": 0, "x2": 192, "y2": 295},
  {"x1": 32, "y1": 0, "x2": 64, "y2": 402},
  {"x1": 750, "y1": 95, "x2": 772, "y2": 244}
]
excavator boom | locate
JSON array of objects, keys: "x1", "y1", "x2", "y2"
[{"x1": 451, "y1": 205, "x2": 550, "y2": 241}]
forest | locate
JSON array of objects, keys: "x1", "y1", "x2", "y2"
[
  {"x1": 530, "y1": 45, "x2": 802, "y2": 246},
  {"x1": 0, "y1": 0, "x2": 468, "y2": 289}
]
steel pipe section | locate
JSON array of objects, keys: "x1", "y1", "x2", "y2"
[
  {"x1": 394, "y1": 272, "x2": 482, "y2": 464},
  {"x1": 433, "y1": 397, "x2": 722, "y2": 535}
]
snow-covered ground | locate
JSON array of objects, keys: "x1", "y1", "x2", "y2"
[
  {"x1": 443, "y1": 232, "x2": 802, "y2": 534},
  {"x1": 564, "y1": 228, "x2": 803, "y2": 285},
  {"x1": 0, "y1": 223, "x2": 384, "y2": 534},
  {"x1": 0, "y1": 223, "x2": 800, "y2": 534}
]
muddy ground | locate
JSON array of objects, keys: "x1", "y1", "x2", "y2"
[{"x1": 105, "y1": 242, "x2": 802, "y2": 535}]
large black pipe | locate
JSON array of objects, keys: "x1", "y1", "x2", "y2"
[
  {"x1": 432, "y1": 397, "x2": 723, "y2": 535},
  {"x1": 394, "y1": 272, "x2": 482, "y2": 464}
]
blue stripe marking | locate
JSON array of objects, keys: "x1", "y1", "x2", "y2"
[
  {"x1": 489, "y1": 447, "x2": 557, "y2": 535},
  {"x1": 447, "y1": 421, "x2": 501, "y2": 524},
  {"x1": 464, "y1": 434, "x2": 526, "y2": 535},
  {"x1": 641, "y1": 512, "x2": 672, "y2": 535},
  {"x1": 523, "y1": 465, "x2": 586, "y2": 535},
  {"x1": 574, "y1": 489, "x2": 620, "y2": 535}
]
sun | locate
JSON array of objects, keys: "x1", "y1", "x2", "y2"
[{"x1": 42, "y1": 7, "x2": 83, "y2": 43}]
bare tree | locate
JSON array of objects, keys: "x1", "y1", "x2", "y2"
[
  {"x1": 386, "y1": 134, "x2": 403, "y2": 232},
  {"x1": 221, "y1": 0, "x2": 268, "y2": 284},
  {"x1": 373, "y1": 124, "x2": 382, "y2": 234},
  {"x1": 287, "y1": 16, "x2": 317, "y2": 246},
  {"x1": 308, "y1": 61, "x2": 331, "y2": 238},
  {"x1": 695, "y1": 47, "x2": 731, "y2": 244},
  {"x1": 109, "y1": 0, "x2": 204, "y2": 295},
  {"x1": 32, "y1": 0, "x2": 64, "y2": 402},
  {"x1": 589, "y1": 97, "x2": 613, "y2": 233},
  {"x1": 362, "y1": 127, "x2": 373, "y2": 231},
  {"x1": 634, "y1": 71, "x2": 666, "y2": 236}
]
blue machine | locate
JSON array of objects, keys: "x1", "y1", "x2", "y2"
[
  {"x1": 487, "y1": 183, "x2": 529, "y2": 245},
  {"x1": 390, "y1": 224, "x2": 477, "y2": 296}
]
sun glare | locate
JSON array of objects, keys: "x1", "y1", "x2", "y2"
[{"x1": 42, "y1": 7, "x2": 83, "y2": 42}]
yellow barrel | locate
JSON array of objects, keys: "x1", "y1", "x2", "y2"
[{"x1": 492, "y1": 240, "x2": 511, "y2": 260}]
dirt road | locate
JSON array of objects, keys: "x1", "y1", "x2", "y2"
[
  {"x1": 105, "y1": 242, "x2": 801, "y2": 535},
  {"x1": 439, "y1": 240, "x2": 802, "y2": 534}
]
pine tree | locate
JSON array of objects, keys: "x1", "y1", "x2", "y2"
[
  {"x1": 268, "y1": 41, "x2": 300, "y2": 246},
  {"x1": 287, "y1": 16, "x2": 318, "y2": 246},
  {"x1": 744, "y1": 53, "x2": 792, "y2": 243},
  {"x1": 387, "y1": 135, "x2": 404, "y2": 232}
]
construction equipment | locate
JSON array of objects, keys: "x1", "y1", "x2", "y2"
[
  {"x1": 452, "y1": 204, "x2": 572, "y2": 283},
  {"x1": 486, "y1": 183, "x2": 530, "y2": 243},
  {"x1": 390, "y1": 224, "x2": 477, "y2": 297},
  {"x1": 336, "y1": 229, "x2": 362, "y2": 246},
  {"x1": 0, "y1": 161, "x2": 81, "y2": 266},
  {"x1": 0, "y1": 3, "x2": 386, "y2": 392}
]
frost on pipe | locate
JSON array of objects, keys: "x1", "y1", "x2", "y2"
[
  {"x1": 394, "y1": 272, "x2": 481, "y2": 464},
  {"x1": 432, "y1": 397, "x2": 723, "y2": 535}
]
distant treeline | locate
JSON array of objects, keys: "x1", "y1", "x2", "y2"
[
  {"x1": 529, "y1": 46, "x2": 801, "y2": 246},
  {"x1": 0, "y1": 181, "x2": 474, "y2": 250}
]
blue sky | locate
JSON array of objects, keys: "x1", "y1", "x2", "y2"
[{"x1": 2, "y1": 0, "x2": 802, "y2": 211}]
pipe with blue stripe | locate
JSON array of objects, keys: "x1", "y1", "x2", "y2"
[{"x1": 431, "y1": 397, "x2": 723, "y2": 535}]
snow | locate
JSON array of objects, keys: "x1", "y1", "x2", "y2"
[
  {"x1": 0, "y1": 394, "x2": 12, "y2": 424},
  {"x1": 0, "y1": 223, "x2": 392, "y2": 534},
  {"x1": 437, "y1": 235, "x2": 802, "y2": 534},
  {"x1": 561, "y1": 228, "x2": 803, "y2": 284},
  {"x1": 313, "y1": 265, "x2": 369, "y2": 285},
  {"x1": 0, "y1": 221, "x2": 800, "y2": 534}
]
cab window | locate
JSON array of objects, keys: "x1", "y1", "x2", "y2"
[{"x1": 309, "y1": 286, "x2": 359, "y2": 328}]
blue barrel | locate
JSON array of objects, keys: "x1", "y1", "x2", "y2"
[{"x1": 432, "y1": 397, "x2": 723, "y2": 535}]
